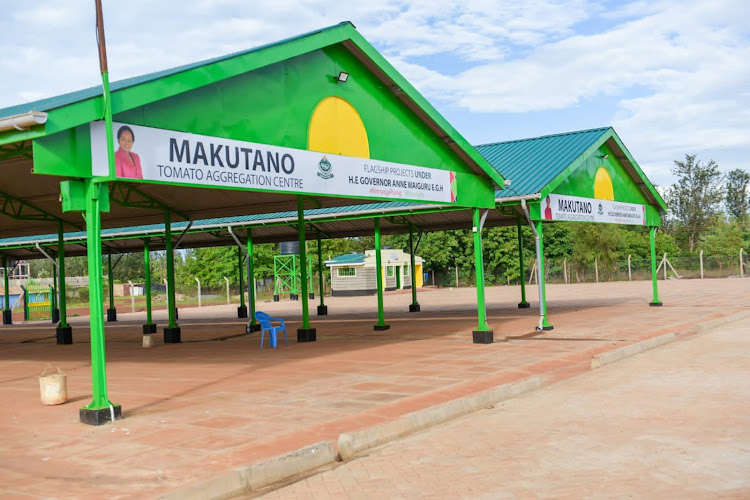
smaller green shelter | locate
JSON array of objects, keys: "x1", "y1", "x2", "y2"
[{"x1": 478, "y1": 127, "x2": 668, "y2": 331}]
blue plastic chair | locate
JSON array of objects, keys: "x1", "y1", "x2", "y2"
[{"x1": 255, "y1": 311, "x2": 288, "y2": 349}]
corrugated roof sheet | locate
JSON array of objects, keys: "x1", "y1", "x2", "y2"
[
  {"x1": 0, "y1": 23, "x2": 352, "y2": 118},
  {"x1": 475, "y1": 127, "x2": 611, "y2": 199},
  {"x1": 326, "y1": 253, "x2": 365, "y2": 266}
]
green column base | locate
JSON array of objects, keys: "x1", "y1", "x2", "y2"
[
  {"x1": 56, "y1": 326, "x2": 72, "y2": 344},
  {"x1": 80, "y1": 405, "x2": 122, "y2": 426},
  {"x1": 374, "y1": 324, "x2": 390, "y2": 331},
  {"x1": 106, "y1": 308, "x2": 117, "y2": 322},
  {"x1": 238, "y1": 305, "x2": 248, "y2": 318},
  {"x1": 317, "y1": 305, "x2": 328, "y2": 315},
  {"x1": 164, "y1": 327, "x2": 181, "y2": 343},
  {"x1": 409, "y1": 304, "x2": 421, "y2": 312},
  {"x1": 518, "y1": 302, "x2": 530, "y2": 309},
  {"x1": 142, "y1": 324, "x2": 157, "y2": 334},
  {"x1": 3, "y1": 310, "x2": 12, "y2": 325},
  {"x1": 472, "y1": 330, "x2": 494, "y2": 344},
  {"x1": 536, "y1": 319, "x2": 554, "y2": 332},
  {"x1": 649, "y1": 301, "x2": 663, "y2": 307},
  {"x1": 297, "y1": 328, "x2": 317, "y2": 342},
  {"x1": 246, "y1": 322, "x2": 261, "y2": 333}
]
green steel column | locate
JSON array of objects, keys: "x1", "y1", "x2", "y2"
[
  {"x1": 247, "y1": 234, "x2": 259, "y2": 329},
  {"x1": 57, "y1": 222, "x2": 68, "y2": 327},
  {"x1": 106, "y1": 248, "x2": 116, "y2": 321},
  {"x1": 143, "y1": 238, "x2": 155, "y2": 333},
  {"x1": 163, "y1": 210, "x2": 180, "y2": 342},
  {"x1": 374, "y1": 218, "x2": 389, "y2": 330},
  {"x1": 408, "y1": 225, "x2": 420, "y2": 312},
  {"x1": 535, "y1": 220, "x2": 553, "y2": 330},
  {"x1": 316, "y1": 231, "x2": 328, "y2": 315},
  {"x1": 471, "y1": 208, "x2": 492, "y2": 343},
  {"x1": 2, "y1": 256, "x2": 11, "y2": 325},
  {"x1": 238, "y1": 249, "x2": 246, "y2": 310},
  {"x1": 296, "y1": 197, "x2": 316, "y2": 341},
  {"x1": 517, "y1": 217, "x2": 529, "y2": 308},
  {"x1": 649, "y1": 226, "x2": 663, "y2": 306},
  {"x1": 81, "y1": 179, "x2": 119, "y2": 423}
]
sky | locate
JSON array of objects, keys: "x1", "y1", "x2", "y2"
[{"x1": 1, "y1": 0, "x2": 748, "y2": 188}]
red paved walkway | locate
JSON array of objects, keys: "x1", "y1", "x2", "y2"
[{"x1": 0, "y1": 279, "x2": 747, "y2": 499}]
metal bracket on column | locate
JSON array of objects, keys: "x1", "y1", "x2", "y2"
[
  {"x1": 227, "y1": 226, "x2": 249, "y2": 257},
  {"x1": 172, "y1": 221, "x2": 193, "y2": 250},
  {"x1": 35, "y1": 243, "x2": 58, "y2": 271}
]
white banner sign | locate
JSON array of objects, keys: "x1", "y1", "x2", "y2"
[
  {"x1": 91, "y1": 122, "x2": 456, "y2": 203},
  {"x1": 542, "y1": 194, "x2": 645, "y2": 225}
]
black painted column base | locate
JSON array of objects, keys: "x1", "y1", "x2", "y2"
[
  {"x1": 273, "y1": 294, "x2": 279, "y2": 302},
  {"x1": 472, "y1": 330, "x2": 494, "y2": 344},
  {"x1": 374, "y1": 324, "x2": 391, "y2": 331},
  {"x1": 237, "y1": 305, "x2": 248, "y2": 318},
  {"x1": 52, "y1": 309, "x2": 60, "y2": 323},
  {"x1": 2, "y1": 310, "x2": 12, "y2": 325},
  {"x1": 309, "y1": 293, "x2": 315, "y2": 299},
  {"x1": 649, "y1": 301, "x2": 663, "y2": 307},
  {"x1": 409, "y1": 304, "x2": 421, "y2": 312},
  {"x1": 517, "y1": 302, "x2": 531, "y2": 309},
  {"x1": 106, "y1": 308, "x2": 117, "y2": 322},
  {"x1": 540, "y1": 325, "x2": 554, "y2": 331},
  {"x1": 297, "y1": 328, "x2": 317, "y2": 342},
  {"x1": 164, "y1": 327, "x2": 181, "y2": 343},
  {"x1": 143, "y1": 323, "x2": 157, "y2": 334},
  {"x1": 317, "y1": 305, "x2": 328, "y2": 316},
  {"x1": 290, "y1": 294, "x2": 299, "y2": 301},
  {"x1": 80, "y1": 405, "x2": 122, "y2": 426},
  {"x1": 56, "y1": 326, "x2": 72, "y2": 344},
  {"x1": 246, "y1": 322, "x2": 261, "y2": 333},
  {"x1": 174, "y1": 308, "x2": 179, "y2": 320}
]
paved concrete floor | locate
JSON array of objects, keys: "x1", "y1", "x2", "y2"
[
  {"x1": 0, "y1": 278, "x2": 747, "y2": 499},
  {"x1": 255, "y1": 314, "x2": 750, "y2": 499}
]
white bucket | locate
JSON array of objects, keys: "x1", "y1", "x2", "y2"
[
  {"x1": 38, "y1": 366, "x2": 67, "y2": 406},
  {"x1": 143, "y1": 334, "x2": 154, "y2": 348}
]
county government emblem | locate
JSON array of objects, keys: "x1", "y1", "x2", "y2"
[
  {"x1": 597, "y1": 202, "x2": 603, "y2": 215},
  {"x1": 317, "y1": 156, "x2": 333, "y2": 179}
]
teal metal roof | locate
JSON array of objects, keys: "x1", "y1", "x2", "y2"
[
  {"x1": 476, "y1": 127, "x2": 611, "y2": 199},
  {"x1": 325, "y1": 253, "x2": 365, "y2": 266},
  {"x1": 0, "y1": 22, "x2": 352, "y2": 118}
]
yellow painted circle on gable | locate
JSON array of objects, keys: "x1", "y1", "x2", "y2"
[
  {"x1": 594, "y1": 167, "x2": 614, "y2": 200},
  {"x1": 308, "y1": 96, "x2": 370, "y2": 159}
]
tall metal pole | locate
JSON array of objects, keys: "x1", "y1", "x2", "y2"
[
  {"x1": 164, "y1": 210, "x2": 181, "y2": 342},
  {"x1": 106, "y1": 248, "x2": 116, "y2": 321},
  {"x1": 143, "y1": 238, "x2": 155, "y2": 333},
  {"x1": 649, "y1": 226, "x2": 662, "y2": 306},
  {"x1": 408, "y1": 224, "x2": 420, "y2": 312},
  {"x1": 2, "y1": 256, "x2": 11, "y2": 325},
  {"x1": 374, "y1": 218, "x2": 389, "y2": 331},
  {"x1": 472, "y1": 208, "x2": 492, "y2": 343},
  {"x1": 534, "y1": 220, "x2": 553, "y2": 331},
  {"x1": 296, "y1": 197, "x2": 316, "y2": 341},
  {"x1": 246, "y1": 233, "x2": 259, "y2": 331},
  {"x1": 517, "y1": 217, "x2": 529, "y2": 308},
  {"x1": 317, "y1": 231, "x2": 328, "y2": 315},
  {"x1": 80, "y1": 179, "x2": 120, "y2": 424},
  {"x1": 237, "y1": 245, "x2": 247, "y2": 318},
  {"x1": 56, "y1": 220, "x2": 72, "y2": 343}
]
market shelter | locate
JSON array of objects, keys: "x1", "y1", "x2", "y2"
[
  {"x1": 0, "y1": 22, "x2": 503, "y2": 425},
  {"x1": 477, "y1": 127, "x2": 668, "y2": 331}
]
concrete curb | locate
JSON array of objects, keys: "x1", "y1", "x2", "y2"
[
  {"x1": 696, "y1": 309, "x2": 750, "y2": 333},
  {"x1": 591, "y1": 333, "x2": 677, "y2": 369},
  {"x1": 337, "y1": 376, "x2": 544, "y2": 461},
  {"x1": 158, "y1": 441, "x2": 335, "y2": 500}
]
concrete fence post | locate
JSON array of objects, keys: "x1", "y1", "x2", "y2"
[
  {"x1": 741, "y1": 248, "x2": 744, "y2": 278},
  {"x1": 195, "y1": 277, "x2": 201, "y2": 308},
  {"x1": 595, "y1": 257, "x2": 599, "y2": 283},
  {"x1": 224, "y1": 276, "x2": 230, "y2": 304},
  {"x1": 700, "y1": 250, "x2": 704, "y2": 279},
  {"x1": 627, "y1": 255, "x2": 632, "y2": 281}
]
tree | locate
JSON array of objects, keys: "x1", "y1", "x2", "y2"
[
  {"x1": 726, "y1": 168, "x2": 750, "y2": 220},
  {"x1": 665, "y1": 154, "x2": 724, "y2": 252}
]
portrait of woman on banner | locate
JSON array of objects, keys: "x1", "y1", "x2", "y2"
[{"x1": 115, "y1": 125, "x2": 143, "y2": 179}]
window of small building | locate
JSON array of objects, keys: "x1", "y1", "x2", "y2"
[
  {"x1": 337, "y1": 267, "x2": 356, "y2": 277},
  {"x1": 404, "y1": 265, "x2": 410, "y2": 277},
  {"x1": 386, "y1": 266, "x2": 394, "y2": 277}
]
